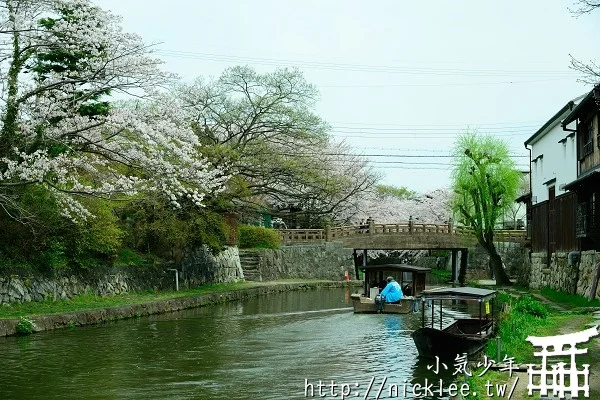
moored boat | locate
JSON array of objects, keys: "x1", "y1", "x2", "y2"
[
  {"x1": 411, "y1": 287, "x2": 497, "y2": 359},
  {"x1": 350, "y1": 264, "x2": 430, "y2": 314}
]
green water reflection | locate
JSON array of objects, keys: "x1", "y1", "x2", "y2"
[{"x1": 0, "y1": 288, "x2": 462, "y2": 399}]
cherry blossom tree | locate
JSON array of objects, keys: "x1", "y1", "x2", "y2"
[
  {"x1": 336, "y1": 186, "x2": 452, "y2": 226},
  {"x1": 174, "y1": 66, "x2": 378, "y2": 223},
  {"x1": 0, "y1": 0, "x2": 225, "y2": 221}
]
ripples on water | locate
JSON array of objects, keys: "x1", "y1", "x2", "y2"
[{"x1": 0, "y1": 288, "x2": 468, "y2": 400}]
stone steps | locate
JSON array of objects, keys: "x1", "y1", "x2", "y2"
[{"x1": 238, "y1": 250, "x2": 261, "y2": 281}]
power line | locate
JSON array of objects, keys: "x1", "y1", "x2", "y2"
[
  {"x1": 356, "y1": 146, "x2": 528, "y2": 154},
  {"x1": 156, "y1": 49, "x2": 578, "y2": 78},
  {"x1": 329, "y1": 130, "x2": 533, "y2": 137},
  {"x1": 330, "y1": 125, "x2": 540, "y2": 132},
  {"x1": 329, "y1": 132, "x2": 532, "y2": 139},
  {"x1": 328, "y1": 120, "x2": 545, "y2": 127},
  {"x1": 370, "y1": 165, "x2": 529, "y2": 170},
  {"x1": 274, "y1": 152, "x2": 529, "y2": 158},
  {"x1": 308, "y1": 158, "x2": 529, "y2": 167},
  {"x1": 319, "y1": 77, "x2": 573, "y2": 88}
]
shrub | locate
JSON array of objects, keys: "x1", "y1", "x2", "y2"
[
  {"x1": 0, "y1": 186, "x2": 122, "y2": 271},
  {"x1": 15, "y1": 317, "x2": 36, "y2": 335},
  {"x1": 116, "y1": 196, "x2": 228, "y2": 257},
  {"x1": 238, "y1": 225, "x2": 281, "y2": 249},
  {"x1": 513, "y1": 296, "x2": 548, "y2": 319}
]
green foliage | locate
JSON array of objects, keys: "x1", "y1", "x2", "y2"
[
  {"x1": 116, "y1": 196, "x2": 229, "y2": 257},
  {"x1": 375, "y1": 184, "x2": 417, "y2": 200},
  {"x1": 114, "y1": 248, "x2": 145, "y2": 267},
  {"x1": 513, "y1": 296, "x2": 549, "y2": 318},
  {"x1": 430, "y1": 269, "x2": 452, "y2": 280},
  {"x1": 486, "y1": 294, "x2": 549, "y2": 363},
  {"x1": 485, "y1": 294, "x2": 579, "y2": 364},
  {"x1": 0, "y1": 186, "x2": 122, "y2": 271},
  {"x1": 15, "y1": 317, "x2": 35, "y2": 335},
  {"x1": 67, "y1": 198, "x2": 123, "y2": 268},
  {"x1": 238, "y1": 225, "x2": 281, "y2": 249},
  {"x1": 451, "y1": 132, "x2": 522, "y2": 235}
]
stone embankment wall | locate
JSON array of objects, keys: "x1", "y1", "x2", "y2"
[
  {"x1": 467, "y1": 242, "x2": 525, "y2": 280},
  {"x1": 528, "y1": 250, "x2": 600, "y2": 297},
  {"x1": 0, "y1": 281, "x2": 359, "y2": 337},
  {"x1": 0, "y1": 246, "x2": 243, "y2": 305},
  {"x1": 239, "y1": 243, "x2": 354, "y2": 281}
]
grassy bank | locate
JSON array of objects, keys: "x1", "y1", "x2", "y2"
[
  {"x1": 539, "y1": 287, "x2": 600, "y2": 309},
  {"x1": 0, "y1": 281, "x2": 252, "y2": 319},
  {"x1": 464, "y1": 291, "x2": 594, "y2": 399},
  {"x1": 0, "y1": 279, "x2": 350, "y2": 319}
]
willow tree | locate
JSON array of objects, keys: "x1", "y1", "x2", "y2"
[{"x1": 451, "y1": 133, "x2": 521, "y2": 285}]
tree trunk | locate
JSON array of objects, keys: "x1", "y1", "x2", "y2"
[{"x1": 485, "y1": 242, "x2": 512, "y2": 285}]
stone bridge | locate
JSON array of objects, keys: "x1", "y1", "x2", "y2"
[{"x1": 276, "y1": 220, "x2": 526, "y2": 250}]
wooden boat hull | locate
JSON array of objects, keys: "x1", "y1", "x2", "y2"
[
  {"x1": 411, "y1": 319, "x2": 494, "y2": 359},
  {"x1": 350, "y1": 294, "x2": 415, "y2": 314}
]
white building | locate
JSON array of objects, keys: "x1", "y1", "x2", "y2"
[{"x1": 525, "y1": 95, "x2": 585, "y2": 205}]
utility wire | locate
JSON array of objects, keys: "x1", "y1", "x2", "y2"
[
  {"x1": 328, "y1": 120, "x2": 545, "y2": 126},
  {"x1": 157, "y1": 50, "x2": 577, "y2": 78},
  {"x1": 272, "y1": 152, "x2": 529, "y2": 158},
  {"x1": 329, "y1": 125, "x2": 539, "y2": 132},
  {"x1": 318, "y1": 78, "x2": 574, "y2": 88},
  {"x1": 329, "y1": 133, "x2": 532, "y2": 139}
]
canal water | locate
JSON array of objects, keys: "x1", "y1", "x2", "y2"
[{"x1": 0, "y1": 288, "x2": 461, "y2": 400}]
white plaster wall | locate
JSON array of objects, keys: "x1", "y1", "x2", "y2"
[{"x1": 530, "y1": 120, "x2": 577, "y2": 204}]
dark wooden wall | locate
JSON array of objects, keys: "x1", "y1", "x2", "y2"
[
  {"x1": 530, "y1": 192, "x2": 577, "y2": 254},
  {"x1": 554, "y1": 193, "x2": 577, "y2": 251},
  {"x1": 531, "y1": 201, "x2": 548, "y2": 253}
]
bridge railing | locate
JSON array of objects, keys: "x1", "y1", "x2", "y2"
[
  {"x1": 493, "y1": 230, "x2": 527, "y2": 242},
  {"x1": 276, "y1": 222, "x2": 526, "y2": 244},
  {"x1": 278, "y1": 229, "x2": 325, "y2": 243},
  {"x1": 328, "y1": 225, "x2": 362, "y2": 240},
  {"x1": 453, "y1": 225, "x2": 474, "y2": 235}
]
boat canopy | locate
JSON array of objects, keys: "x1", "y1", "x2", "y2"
[
  {"x1": 418, "y1": 287, "x2": 496, "y2": 302},
  {"x1": 360, "y1": 264, "x2": 430, "y2": 298}
]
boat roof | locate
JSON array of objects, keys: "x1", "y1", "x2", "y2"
[
  {"x1": 360, "y1": 264, "x2": 431, "y2": 273},
  {"x1": 418, "y1": 287, "x2": 496, "y2": 301}
]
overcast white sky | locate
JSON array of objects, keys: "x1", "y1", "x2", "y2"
[{"x1": 97, "y1": 0, "x2": 599, "y2": 193}]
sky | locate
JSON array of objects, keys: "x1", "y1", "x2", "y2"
[{"x1": 96, "y1": 0, "x2": 599, "y2": 193}]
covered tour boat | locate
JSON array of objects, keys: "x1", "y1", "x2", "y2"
[
  {"x1": 350, "y1": 264, "x2": 430, "y2": 314},
  {"x1": 411, "y1": 287, "x2": 497, "y2": 359}
]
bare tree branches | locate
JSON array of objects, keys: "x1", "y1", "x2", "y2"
[
  {"x1": 569, "y1": 0, "x2": 600, "y2": 16},
  {"x1": 570, "y1": 54, "x2": 600, "y2": 85},
  {"x1": 568, "y1": 1, "x2": 600, "y2": 84}
]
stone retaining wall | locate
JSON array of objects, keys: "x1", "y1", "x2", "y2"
[
  {"x1": 0, "y1": 281, "x2": 358, "y2": 337},
  {"x1": 247, "y1": 242, "x2": 354, "y2": 281},
  {"x1": 0, "y1": 246, "x2": 242, "y2": 305},
  {"x1": 528, "y1": 250, "x2": 600, "y2": 297},
  {"x1": 467, "y1": 242, "x2": 525, "y2": 279}
]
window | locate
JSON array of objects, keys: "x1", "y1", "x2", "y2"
[
  {"x1": 577, "y1": 192, "x2": 600, "y2": 238},
  {"x1": 580, "y1": 118, "x2": 594, "y2": 159}
]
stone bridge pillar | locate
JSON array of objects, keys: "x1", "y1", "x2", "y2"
[
  {"x1": 451, "y1": 249, "x2": 458, "y2": 283},
  {"x1": 459, "y1": 248, "x2": 468, "y2": 285}
]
